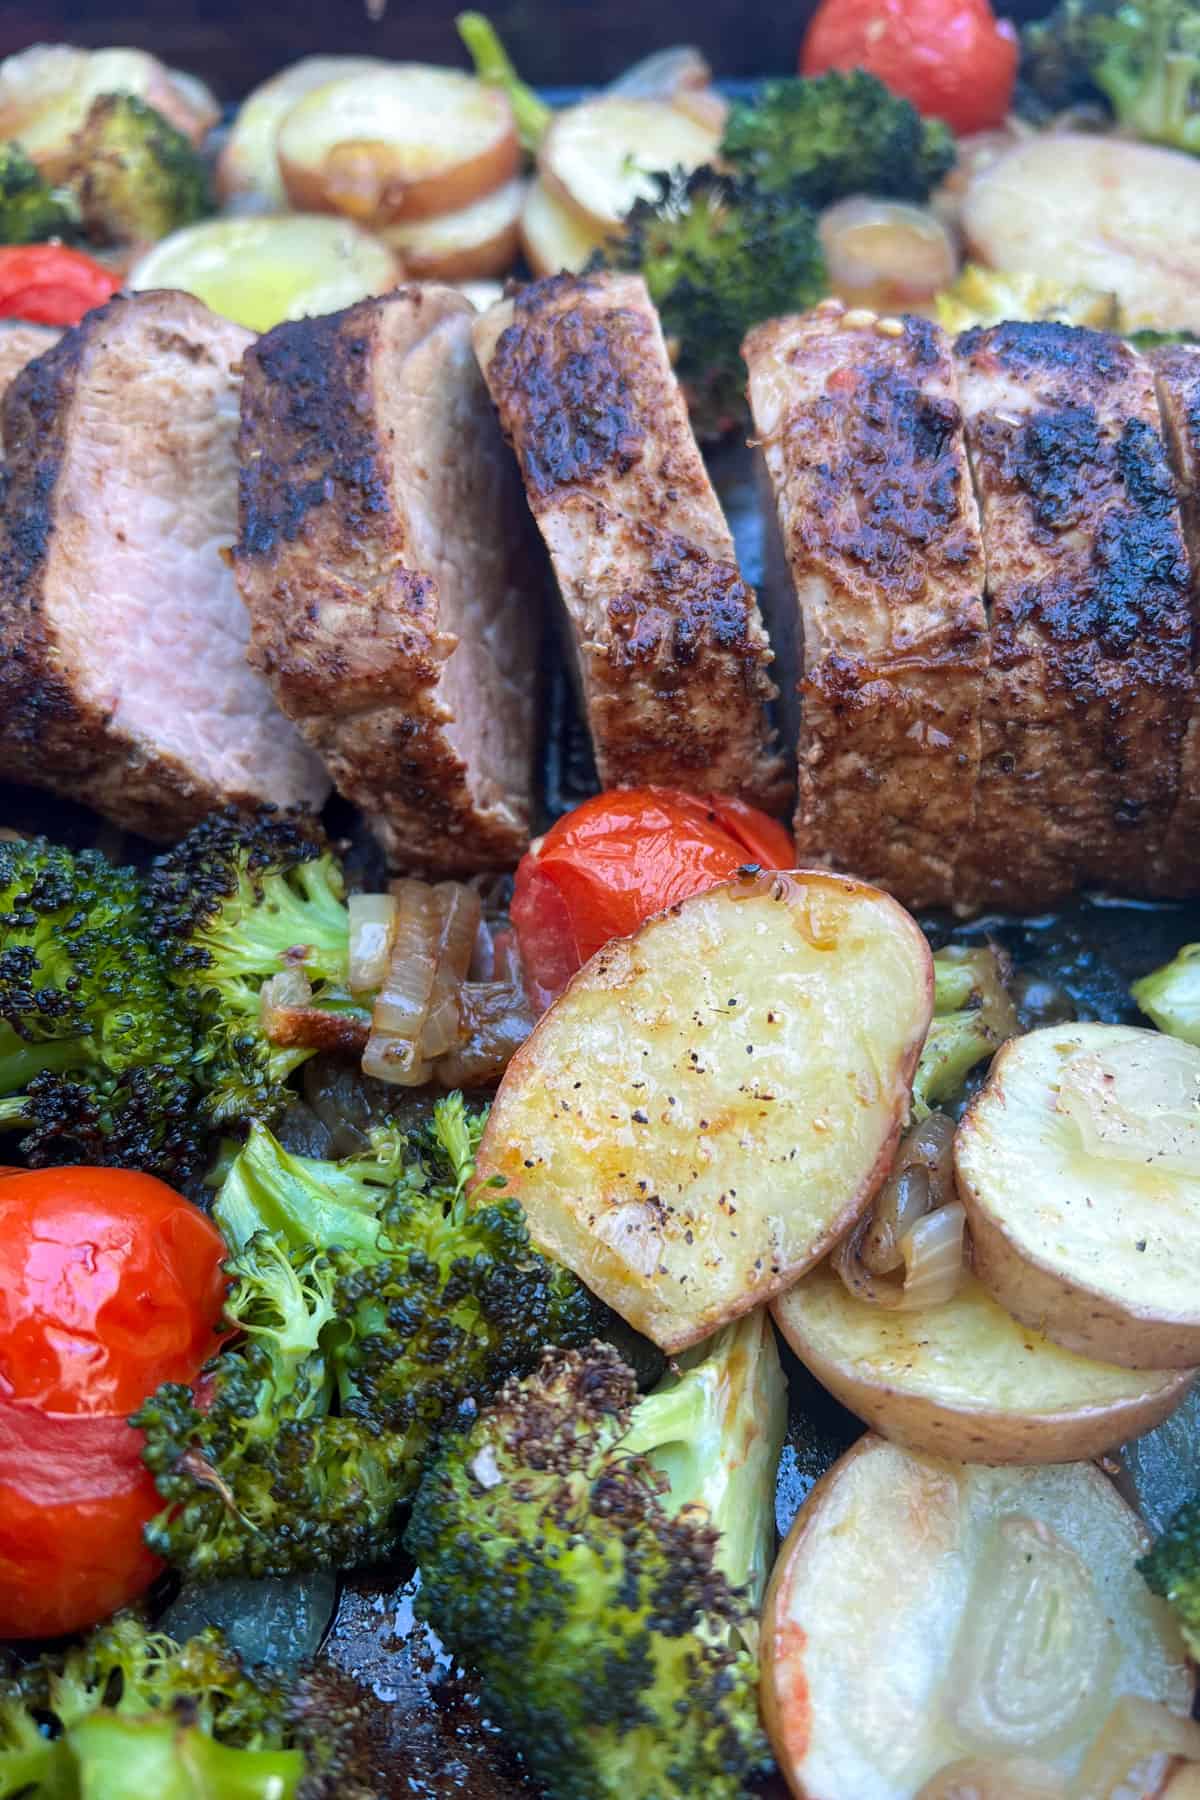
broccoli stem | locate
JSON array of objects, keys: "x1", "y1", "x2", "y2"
[
  {"x1": 65, "y1": 1713, "x2": 305, "y2": 1800},
  {"x1": 457, "y1": 12, "x2": 553, "y2": 151}
]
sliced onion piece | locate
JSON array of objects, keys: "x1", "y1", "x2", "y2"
[
  {"x1": 363, "y1": 880, "x2": 440, "y2": 1084},
  {"x1": 833, "y1": 1113, "x2": 964, "y2": 1309},
  {"x1": 1070, "y1": 1695, "x2": 1200, "y2": 1799},
  {"x1": 436, "y1": 982, "x2": 534, "y2": 1089},
  {"x1": 819, "y1": 196, "x2": 959, "y2": 311},
  {"x1": 1057, "y1": 1036, "x2": 1200, "y2": 1176},
  {"x1": 347, "y1": 892, "x2": 398, "y2": 995},
  {"x1": 422, "y1": 883, "x2": 484, "y2": 1060}
]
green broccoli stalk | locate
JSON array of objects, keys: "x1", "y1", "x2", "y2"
[
  {"x1": 0, "y1": 1612, "x2": 373, "y2": 1800},
  {"x1": 1020, "y1": 0, "x2": 1200, "y2": 151},
  {"x1": 457, "y1": 12, "x2": 552, "y2": 153},
  {"x1": 721, "y1": 70, "x2": 957, "y2": 207},
  {"x1": 0, "y1": 835, "x2": 201, "y2": 1180},
  {"x1": 1132, "y1": 943, "x2": 1200, "y2": 1044},
  {"x1": 68, "y1": 93, "x2": 211, "y2": 244},
  {"x1": 598, "y1": 166, "x2": 826, "y2": 438},
  {"x1": 0, "y1": 141, "x2": 79, "y2": 244},
  {"x1": 406, "y1": 1314, "x2": 785, "y2": 1800},
  {"x1": 135, "y1": 1096, "x2": 598, "y2": 1580},
  {"x1": 148, "y1": 807, "x2": 369, "y2": 1132},
  {"x1": 1139, "y1": 1491, "x2": 1200, "y2": 1658},
  {"x1": 911, "y1": 946, "x2": 1018, "y2": 1121}
]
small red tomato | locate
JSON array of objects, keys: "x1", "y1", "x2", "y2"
[
  {"x1": 0, "y1": 1168, "x2": 228, "y2": 1637},
  {"x1": 511, "y1": 789, "x2": 794, "y2": 1009},
  {"x1": 801, "y1": 0, "x2": 1019, "y2": 135},
  {"x1": 0, "y1": 245, "x2": 122, "y2": 328}
]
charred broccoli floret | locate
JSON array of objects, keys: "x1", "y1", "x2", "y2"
[
  {"x1": 911, "y1": 946, "x2": 1018, "y2": 1120},
  {"x1": 1139, "y1": 1491, "x2": 1200, "y2": 1658},
  {"x1": 722, "y1": 70, "x2": 957, "y2": 207},
  {"x1": 68, "y1": 92, "x2": 211, "y2": 243},
  {"x1": 457, "y1": 12, "x2": 552, "y2": 152},
  {"x1": 148, "y1": 808, "x2": 367, "y2": 1132},
  {"x1": 406, "y1": 1313, "x2": 786, "y2": 1800},
  {"x1": 598, "y1": 166, "x2": 826, "y2": 437},
  {"x1": 0, "y1": 835, "x2": 201, "y2": 1180},
  {"x1": 0, "y1": 141, "x2": 77, "y2": 244},
  {"x1": 1021, "y1": 0, "x2": 1200, "y2": 151},
  {"x1": 0, "y1": 1611, "x2": 371, "y2": 1800},
  {"x1": 135, "y1": 1096, "x2": 597, "y2": 1580},
  {"x1": 1132, "y1": 943, "x2": 1200, "y2": 1043}
]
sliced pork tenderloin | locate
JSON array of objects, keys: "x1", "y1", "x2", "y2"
[
  {"x1": 1148, "y1": 344, "x2": 1200, "y2": 893},
  {"x1": 955, "y1": 321, "x2": 1193, "y2": 910},
  {"x1": 235, "y1": 286, "x2": 540, "y2": 874},
  {"x1": 0, "y1": 290, "x2": 328, "y2": 839},
  {"x1": 473, "y1": 272, "x2": 788, "y2": 813},
  {"x1": 744, "y1": 300, "x2": 988, "y2": 911},
  {"x1": 0, "y1": 323, "x2": 58, "y2": 449}
]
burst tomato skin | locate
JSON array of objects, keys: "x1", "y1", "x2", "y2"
[
  {"x1": 0, "y1": 1168, "x2": 228, "y2": 1638},
  {"x1": 511, "y1": 789, "x2": 794, "y2": 1008},
  {"x1": 801, "y1": 0, "x2": 1019, "y2": 135}
]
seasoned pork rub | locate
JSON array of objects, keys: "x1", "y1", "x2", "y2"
[
  {"x1": 1149, "y1": 343, "x2": 1200, "y2": 893},
  {"x1": 473, "y1": 272, "x2": 787, "y2": 813}
]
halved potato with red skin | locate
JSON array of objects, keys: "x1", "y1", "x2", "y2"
[
  {"x1": 519, "y1": 176, "x2": 608, "y2": 277},
  {"x1": 762, "y1": 1435, "x2": 1194, "y2": 1800},
  {"x1": 773, "y1": 1265, "x2": 1196, "y2": 1466},
  {"x1": 537, "y1": 96, "x2": 720, "y2": 233},
  {"x1": 216, "y1": 55, "x2": 387, "y2": 211},
  {"x1": 277, "y1": 66, "x2": 519, "y2": 226},
  {"x1": 381, "y1": 177, "x2": 524, "y2": 280},
  {"x1": 475, "y1": 869, "x2": 933, "y2": 1352}
]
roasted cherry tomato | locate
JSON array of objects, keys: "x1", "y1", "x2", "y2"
[
  {"x1": 0, "y1": 1167, "x2": 228, "y2": 1637},
  {"x1": 511, "y1": 789, "x2": 794, "y2": 1009},
  {"x1": 801, "y1": 0, "x2": 1019, "y2": 135},
  {"x1": 0, "y1": 244, "x2": 122, "y2": 328}
]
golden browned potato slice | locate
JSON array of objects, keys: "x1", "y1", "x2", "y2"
[
  {"x1": 537, "y1": 96, "x2": 719, "y2": 232},
  {"x1": 519, "y1": 176, "x2": 609, "y2": 277},
  {"x1": 762, "y1": 1435, "x2": 1194, "y2": 1800},
  {"x1": 773, "y1": 1265, "x2": 1195, "y2": 1465},
  {"x1": 962, "y1": 132, "x2": 1200, "y2": 334},
  {"x1": 956, "y1": 1024, "x2": 1200, "y2": 1370},
  {"x1": 381, "y1": 177, "x2": 523, "y2": 280},
  {"x1": 277, "y1": 65, "x2": 519, "y2": 226},
  {"x1": 216, "y1": 55, "x2": 387, "y2": 211},
  {"x1": 475, "y1": 869, "x2": 933, "y2": 1352},
  {"x1": 0, "y1": 43, "x2": 213, "y2": 174}
]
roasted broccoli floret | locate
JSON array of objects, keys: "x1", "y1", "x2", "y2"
[
  {"x1": 149, "y1": 808, "x2": 367, "y2": 1131},
  {"x1": 407, "y1": 1313, "x2": 786, "y2": 1800},
  {"x1": 0, "y1": 1611, "x2": 372, "y2": 1800},
  {"x1": 722, "y1": 70, "x2": 957, "y2": 207},
  {"x1": 68, "y1": 92, "x2": 211, "y2": 243},
  {"x1": 598, "y1": 166, "x2": 826, "y2": 437},
  {"x1": 1021, "y1": 0, "x2": 1200, "y2": 151},
  {"x1": 1139, "y1": 1491, "x2": 1200, "y2": 1658},
  {"x1": 0, "y1": 141, "x2": 77, "y2": 244},
  {"x1": 1132, "y1": 943, "x2": 1200, "y2": 1043},
  {"x1": 936, "y1": 263, "x2": 1124, "y2": 333},
  {"x1": 135, "y1": 1096, "x2": 597, "y2": 1580},
  {"x1": 457, "y1": 12, "x2": 552, "y2": 152},
  {"x1": 911, "y1": 946, "x2": 1018, "y2": 1120},
  {"x1": 0, "y1": 835, "x2": 201, "y2": 1180}
]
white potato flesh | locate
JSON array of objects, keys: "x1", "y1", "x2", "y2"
[
  {"x1": 962, "y1": 132, "x2": 1200, "y2": 333},
  {"x1": 773, "y1": 1266, "x2": 1195, "y2": 1465},
  {"x1": 762, "y1": 1436, "x2": 1194, "y2": 1800},
  {"x1": 382, "y1": 177, "x2": 524, "y2": 280},
  {"x1": 277, "y1": 66, "x2": 519, "y2": 225},
  {"x1": 955, "y1": 1024, "x2": 1200, "y2": 1369},
  {"x1": 127, "y1": 215, "x2": 400, "y2": 335},
  {"x1": 475, "y1": 870, "x2": 933, "y2": 1352},
  {"x1": 0, "y1": 44, "x2": 212, "y2": 174},
  {"x1": 537, "y1": 96, "x2": 720, "y2": 231},
  {"x1": 216, "y1": 56, "x2": 387, "y2": 211},
  {"x1": 519, "y1": 176, "x2": 609, "y2": 277}
]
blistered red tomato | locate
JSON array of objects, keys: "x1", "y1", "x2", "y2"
[
  {"x1": 511, "y1": 789, "x2": 794, "y2": 1009},
  {"x1": 801, "y1": 0, "x2": 1019, "y2": 135},
  {"x1": 0, "y1": 1167, "x2": 228, "y2": 1638}
]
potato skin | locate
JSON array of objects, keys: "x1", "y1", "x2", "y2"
[{"x1": 382, "y1": 180, "x2": 523, "y2": 280}]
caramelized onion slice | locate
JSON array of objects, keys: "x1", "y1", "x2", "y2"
[
  {"x1": 364, "y1": 879, "x2": 440, "y2": 1084},
  {"x1": 422, "y1": 883, "x2": 484, "y2": 1060},
  {"x1": 347, "y1": 892, "x2": 398, "y2": 995},
  {"x1": 436, "y1": 981, "x2": 534, "y2": 1089},
  {"x1": 833, "y1": 1112, "x2": 964, "y2": 1308}
]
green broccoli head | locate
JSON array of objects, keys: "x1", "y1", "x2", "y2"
[
  {"x1": 406, "y1": 1321, "x2": 781, "y2": 1800},
  {"x1": 149, "y1": 807, "x2": 366, "y2": 1132},
  {"x1": 1020, "y1": 0, "x2": 1200, "y2": 150},
  {"x1": 722, "y1": 70, "x2": 957, "y2": 207},
  {"x1": 0, "y1": 834, "x2": 202, "y2": 1180},
  {"x1": 911, "y1": 945, "x2": 1018, "y2": 1121},
  {"x1": 0, "y1": 141, "x2": 78, "y2": 244},
  {"x1": 1139, "y1": 1491, "x2": 1200, "y2": 1659},
  {"x1": 599, "y1": 166, "x2": 826, "y2": 437},
  {"x1": 69, "y1": 92, "x2": 211, "y2": 244},
  {"x1": 1132, "y1": 943, "x2": 1200, "y2": 1043}
]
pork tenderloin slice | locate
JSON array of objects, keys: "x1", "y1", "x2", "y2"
[
  {"x1": 956, "y1": 321, "x2": 1193, "y2": 910},
  {"x1": 1150, "y1": 344, "x2": 1200, "y2": 894},
  {"x1": 0, "y1": 323, "x2": 58, "y2": 450},
  {"x1": 235, "y1": 285, "x2": 539, "y2": 874},
  {"x1": 744, "y1": 301, "x2": 988, "y2": 911},
  {"x1": 473, "y1": 271, "x2": 788, "y2": 814},
  {"x1": 0, "y1": 290, "x2": 328, "y2": 839}
]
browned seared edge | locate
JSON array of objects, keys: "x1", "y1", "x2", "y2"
[
  {"x1": 235, "y1": 287, "x2": 540, "y2": 874},
  {"x1": 956, "y1": 322, "x2": 1193, "y2": 910},
  {"x1": 1149, "y1": 344, "x2": 1200, "y2": 893},
  {"x1": 474, "y1": 272, "x2": 789, "y2": 816},
  {"x1": 744, "y1": 300, "x2": 988, "y2": 911}
]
